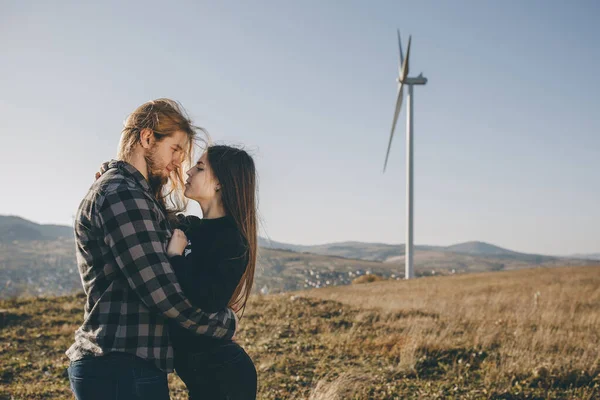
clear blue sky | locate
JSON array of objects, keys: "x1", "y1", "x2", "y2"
[{"x1": 1, "y1": 1, "x2": 598, "y2": 255}]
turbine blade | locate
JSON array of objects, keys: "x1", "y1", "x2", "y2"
[
  {"x1": 397, "y1": 29, "x2": 404, "y2": 75},
  {"x1": 401, "y1": 35, "x2": 412, "y2": 81},
  {"x1": 383, "y1": 82, "x2": 405, "y2": 172}
]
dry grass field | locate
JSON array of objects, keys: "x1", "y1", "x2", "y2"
[{"x1": 1, "y1": 265, "x2": 599, "y2": 399}]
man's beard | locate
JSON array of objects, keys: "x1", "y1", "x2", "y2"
[{"x1": 144, "y1": 147, "x2": 169, "y2": 198}]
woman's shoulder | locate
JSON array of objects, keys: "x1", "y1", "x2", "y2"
[{"x1": 217, "y1": 219, "x2": 249, "y2": 252}]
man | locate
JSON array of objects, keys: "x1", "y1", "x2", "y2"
[{"x1": 66, "y1": 99, "x2": 237, "y2": 400}]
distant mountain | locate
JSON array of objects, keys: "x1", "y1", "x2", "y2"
[
  {"x1": 258, "y1": 238, "x2": 561, "y2": 264},
  {"x1": 443, "y1": 241, "x2": 517, "y2": 256},
  {"x1": 259, "y1": 238, "x2": 407, "y2": 261},
  {"x1": 442, "y1": 241, "x2": 560, "y2": 263},
  {"x1": 568, "y1": 253, "x2": 600, "y2": 261},
  {"x1": 2, "y1": 235, "x2": 595, "y2": 300},
  {"x1": 0, "y1": 215, "x2": 73, "y2": 242},
  {"x1": 258, "y1": 237, "x2": 305, "y2": 252},
  {"x1": 1, "y1": 215, "x2": 597, "y2": 299},
  {"x1": 3, "y1": 215, "x2": 594, "y2": 264}
]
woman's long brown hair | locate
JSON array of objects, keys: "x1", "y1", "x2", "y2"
[{"x1": 206, "y1": 145, "x2": 258, "y2": 318}]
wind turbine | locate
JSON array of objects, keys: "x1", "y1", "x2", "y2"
[{"x1": 383, "y1": 30, "x2": 427, "y2": 280}]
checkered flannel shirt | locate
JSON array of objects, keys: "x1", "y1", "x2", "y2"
[{"x1": 66, "y1": 160, "x2": 236, "y2": 372}]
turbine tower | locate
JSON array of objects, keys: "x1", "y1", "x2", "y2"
[{"x1": 383, "y1": 30, "x2": 427, "y2": 280}]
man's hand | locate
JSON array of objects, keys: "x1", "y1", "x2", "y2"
[
  {"x1": 231, "y1": 312, "x2": 240, "y2": 341},
  {"x1": 167, "y1": 229, "x2": 188, "y2": 257},
  {"x1": 94, "y1": 162, "x2": 110, "y2": 181}
]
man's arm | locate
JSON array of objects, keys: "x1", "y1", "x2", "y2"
[{"x1": 97, "y1": 185, "x2": 236, "y2": 338}]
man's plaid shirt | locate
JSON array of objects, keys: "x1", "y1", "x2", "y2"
[{"x1": 66, "y1": 160, "x2": 237, "y2": 372}]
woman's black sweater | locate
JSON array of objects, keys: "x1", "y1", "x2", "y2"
[{"x1": 168, "y1": 214, "x2": 248, "y2": 353}]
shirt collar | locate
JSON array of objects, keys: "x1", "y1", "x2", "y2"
[{"x1": 107, "y1": 159, "x2": 152, "y2": 193}]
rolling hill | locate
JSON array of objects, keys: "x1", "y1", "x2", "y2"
[
  {"x1": 0, "y1": 215, "x2": 597, "y2": 300},
  {"x1": 0, "y1": 215, "x2": 73, "y2": 242},
  {"x1": 260, "y1": 236, "x2": 572, "y2": 265},
  {"x1": 569, "y1": 253, "x2": 600, "y2": 260}
]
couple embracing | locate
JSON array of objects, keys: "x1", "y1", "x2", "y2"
[{"x1": 66, "y1": 99, "x2": 258, "y2": 400}]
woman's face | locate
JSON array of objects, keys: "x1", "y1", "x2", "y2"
[{"x1": 184, "y1": 152, "x2": 220, "y2": 202}]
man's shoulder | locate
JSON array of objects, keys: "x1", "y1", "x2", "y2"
[
  {"x1": 83, "y1": 170, "x2": 147, "y2": 211},
  {"x1": 98, "y1": 169, "x2": 140, "y2": 194}
]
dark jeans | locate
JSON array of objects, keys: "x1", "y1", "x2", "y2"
[
  {"x1": 175, "y1": 341, "x2": 257, "y2": 400},
  {"x1": 67, "y1": 352, "x2": 170, "y2": 400}
]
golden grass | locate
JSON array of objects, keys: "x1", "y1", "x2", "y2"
[
  {"x1": 300, "y1": 266, "x2": 600, "y2": 394},
  {"x1": 1, "y1": 265, "x2": 599, "y2": 399},
  {"x1": 352, "y1": 273, "x2": 388, "y2": 284}
]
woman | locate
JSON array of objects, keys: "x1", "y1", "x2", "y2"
[{"x1": 165, "y1": 144, "x2": 258, "y2": 400}]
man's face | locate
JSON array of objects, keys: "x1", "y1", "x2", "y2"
[{"x1": 145, "y1": 130, "x2": 188, "y2": 188}]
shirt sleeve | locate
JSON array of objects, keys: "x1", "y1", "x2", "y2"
[{"x1": 97, "y1": 185, "x2": 236, "y2": 339}]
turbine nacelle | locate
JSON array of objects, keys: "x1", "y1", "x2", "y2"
[{"x1": 399, "y1": 76, "x2": 428, "y2": 85}]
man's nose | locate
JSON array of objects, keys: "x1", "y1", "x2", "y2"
[{"x1": 173, "y1": 156, "x2": 182, "y2": 167}]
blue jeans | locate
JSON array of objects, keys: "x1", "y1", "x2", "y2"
[
  {"x1": 175, "y1": 341, "x2": 257, "y2": 400},
  {"x1": 67, "y1": 352, "x2": 170, "y2": 400}
]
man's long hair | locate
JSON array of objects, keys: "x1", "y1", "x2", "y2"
[{"x1": 118, "y1": 98, "x2": 206, "y2": 221}]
